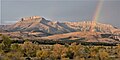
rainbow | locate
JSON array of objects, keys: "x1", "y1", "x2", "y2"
[
  {"x1": 90, "y1": 0, "x2": 104, "y2": 32},
  {"x1": 92, "y1": 0, "x2": 104, "y2": 22}
]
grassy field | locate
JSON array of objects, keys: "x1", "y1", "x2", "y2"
[{"x1": 0, "y1": 35, "x2": 120, "y2": 60}]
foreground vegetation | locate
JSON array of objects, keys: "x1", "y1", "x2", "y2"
[{"x1": 0, "y1": 35, "x2": 120, "y2": 60}]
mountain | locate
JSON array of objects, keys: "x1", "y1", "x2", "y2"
[
  {"x1": 41, "y1": 31, "x2": 120, "y2": 43},
  {"x1": 0, "y1": 16, "x2": 119, "y2": 34},
  {"x1": 0, "y1": 16, "x2": 120, "y2": 43}
]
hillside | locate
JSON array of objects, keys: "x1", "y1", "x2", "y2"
[
  {"x1": 0, "y1": 16, "x2": 119, "y2": 34},
  {"x1": 0, "y1": 16, "x2": 120, "y2": 43},
  {"x1": 41, "y1": 31, "x2": 120, "y2": 43}
]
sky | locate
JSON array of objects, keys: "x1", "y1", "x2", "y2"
[{"x1": 0, "y1": 0, "x2": 120, "y2": 28}]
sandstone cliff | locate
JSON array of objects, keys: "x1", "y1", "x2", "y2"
[{"x1": 0, "y1": 16, "x2": 119, "y2": 34}]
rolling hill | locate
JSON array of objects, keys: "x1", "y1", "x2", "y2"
[
  {"x1": 0, "y1": 16, "x2": 120, "y2": 43},
  {"x1": 0, "y1": 16, "x2": 119, "y2": 34}
]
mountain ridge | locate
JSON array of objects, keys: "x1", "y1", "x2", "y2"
[
  {"x1": 0, "y1": 16, "x2": 119, "y2": 34},
  {"x1": 0, "y1": 16, "x2": 120, "y2": 43}
]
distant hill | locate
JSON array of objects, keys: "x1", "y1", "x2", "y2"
[
  {"x1": 0, "y1": 16, "x2": 120, "y2": 43},
  {"x1": 41, "y1": 31, "x2": 120, "y2": 43},
  {"x1": 0, "y1": 16, "x2": 119, "y2": 34}
]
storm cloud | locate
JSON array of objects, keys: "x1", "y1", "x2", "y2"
[{"x1": 1, "y1": 0, "x2": 120, "y2": 28}]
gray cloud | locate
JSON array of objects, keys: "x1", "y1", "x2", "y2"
[{"x1": 1, "y1": 0, "x2": 120, "y2": 28}]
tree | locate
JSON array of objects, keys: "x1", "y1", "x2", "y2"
[
  {"x1": 22, "y1": 41, "x2": 40, "y2": 57},
  {"x1": 70, "y1": 43, "x2": 84, "y2": 58},
  {"x1": 52, "y1": 44, "x2": 65, "y2": 59},
  {"x1": 11, "y1": 43, "x2": 22, "y2": 52},
  {"x1": 98, "y1": 50, "x2": 109, "y2": 60},
  {"x1": 0, "y1": 34, "x2": 2, "y2": 36},
  {"x1": 5, "y1": 51, "x2": 23, "y2": 60},
  {"x1": 116, "y1": 44, "x2": 120, "y2": 58},
  {"x1": 36, "y1": 50, "x2": 50, "y2": 59},
  {"x1": 89, "y1": 47, "x2": 99, "y2": 58},
  {"x1": 0, "y1": 35, "x2": 12, "y2": 52}
]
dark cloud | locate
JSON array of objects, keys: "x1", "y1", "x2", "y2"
[{"x1": 1, "y1": 0, "x2": 120, "y2": 28}]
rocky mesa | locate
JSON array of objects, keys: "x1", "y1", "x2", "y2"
[
  {"x1": 0, "y1": 16, "x2": 120, "y2": 43},
  {"x1": 0, "y1": 16, "x2": 119, "y2": 34}
]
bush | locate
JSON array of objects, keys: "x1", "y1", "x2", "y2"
[
  {"x1": 22, "y1": 41, "x2": 40, "y2": 57},
  {"x1": 1, "y1": 35, "x2": 12, "y2": 52}
]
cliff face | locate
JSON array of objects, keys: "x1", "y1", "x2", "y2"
[{"x1": 0, "y1": 16, "x2": 119, "y2": 34}]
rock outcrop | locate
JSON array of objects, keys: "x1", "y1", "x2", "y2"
[{"x1": 0, "y1": 16, "x2": 119, "y2": 34}]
